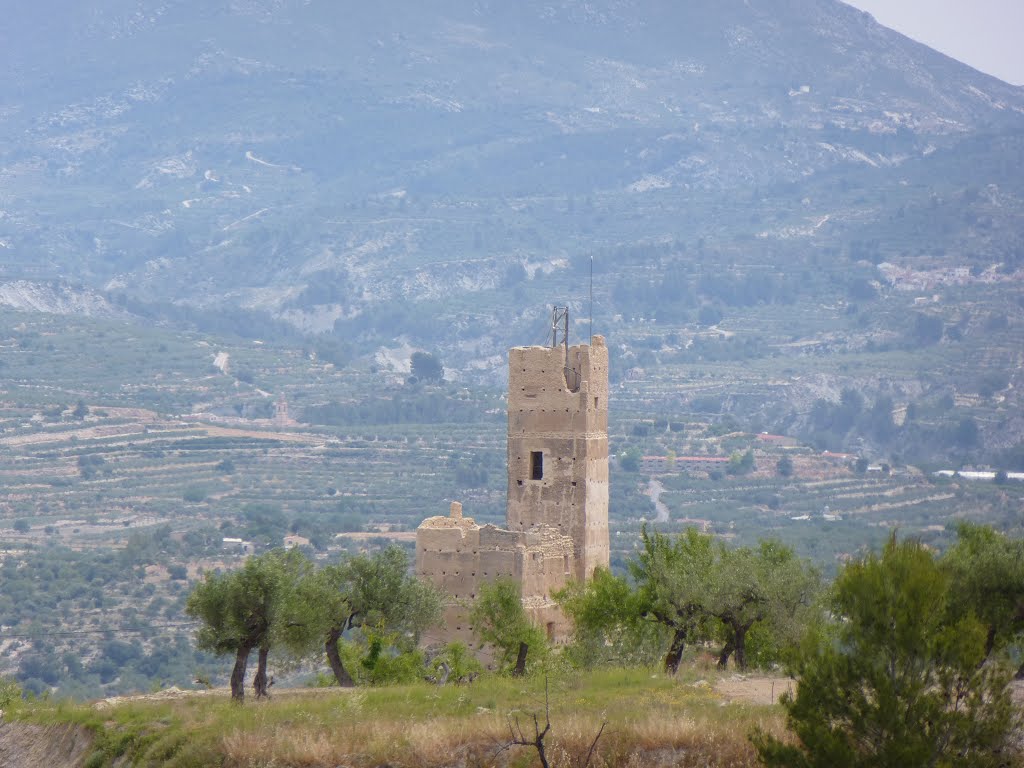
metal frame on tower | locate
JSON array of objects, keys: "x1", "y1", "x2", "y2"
[
  {"x1": 551, "y1": 305, "x2": 570, "y2": 350},
  {"x1": 551, "y1": 306, "x2": 581, "y2": 391}
]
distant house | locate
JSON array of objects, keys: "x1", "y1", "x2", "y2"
[
  {"x1": 757, "y1": 433, "x2": 798, "y2": 448},
  {"x1": 935, "y1": 470, "x2": 1024, "y2": 481},
  {"x1": 821, "y1": 451, "x2": 856, "y2": 464},
  {"x1": 221, "y1": 537, "x2": 253, "y2": 555},
  {"x1": 641, "y1": 455, "x2": 730, "y2": 474},
  {"x1": 283, "y1": 534, "x2": 310, "y2": 549}
]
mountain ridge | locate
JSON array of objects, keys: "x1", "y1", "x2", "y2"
[{"x1": 1, "y1": 0, "x2": 1022, "y2": 353}]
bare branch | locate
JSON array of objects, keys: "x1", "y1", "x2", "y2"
[
  {"x1": 497, "y1": 676, "x2": 553, "y2": 768},
  {"x1": 580, "y1": 721, "x2": 607, "y2": 768}
]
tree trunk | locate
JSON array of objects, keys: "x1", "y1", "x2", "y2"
[
  {"x1": 717, "y1": 639, "x2": 735, "y2": 669},
  {"x1": 325, "y1": 626, "x2": 355, "y2": 687},
  {"x1": 512, "y1": 642, "x2": 529, "y2": 677},
  {"x1": 253, "y1": 645, "x2": 270, "y2": 698},
  {"x1": 230, "y1": 644, "x2": 251, "y2": 702},
  {"x1": 663, "y1": 628, "x2": 688, "y2": 675},
  {"x1": 984, "y1": 624, "x2": 997, "y2": 659},
  {"x1": 734, "y1": 626, "x2": 748, "y2": 670}
]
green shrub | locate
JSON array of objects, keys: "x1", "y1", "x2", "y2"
[
  {"x1": 0, "y1": 676, "x2": 22, "y2": 710},
  {"x1": 430, "y1": 642, "x2": 484, "y2": 683},
  {"x1": 339, "y1": 628, "x2": 430, "y2": 685},
  {"x1": 182, "y1": 486, "x2": 207, "y2": 503}
]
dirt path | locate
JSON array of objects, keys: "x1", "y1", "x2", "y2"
[
  {"x1": 92, "y1": 684, "x2": 353, "y2": 710},
  {"x1": 715, "y1": 676, "x2": 1024, "y2": 708},
  {"x1": 646, "y1": 478, "x2": 670, "y2": 523},
  {"x1": 713, "y1": 675, "x2": 796, "y2": 705},
  {"x1": 198, "y1": 424, "x2": 327, "y2": 444}
]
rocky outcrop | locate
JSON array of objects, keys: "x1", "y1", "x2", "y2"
[{"x1": 0, "y1": 281, "x2": 120, "y2": 318}]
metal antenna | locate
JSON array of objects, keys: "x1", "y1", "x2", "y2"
[
  {"x1": 552, "y1": 305, "x2": 578, "y2": 390},
  {"x1": 589, "y1": 255, "x2": 594, "y2": 344},
  {"x1": 551, "y1": 305, "x2": 569, "y2": 351}
]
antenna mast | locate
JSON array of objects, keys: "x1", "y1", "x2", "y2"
[{"x1": 589, "y1": 255, "x2": 594, "y2": 344}]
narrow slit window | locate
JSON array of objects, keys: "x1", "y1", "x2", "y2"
[{"x1": 530, "y1": 451, "x2": 544, "y2": 480}]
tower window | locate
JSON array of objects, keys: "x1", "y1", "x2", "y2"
[{"x1": 530, "y1": 451, "x2": 544, "y2": 480}]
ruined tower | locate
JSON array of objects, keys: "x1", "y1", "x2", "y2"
[
  {"x1": 506, "y1": 317, "x2": 609, "y2": 581},
  {"x1": 416, "y1": 312, "x2": 610, "y2": 645}
]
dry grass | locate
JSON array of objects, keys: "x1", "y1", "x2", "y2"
[
  {"x1": 210, "y1": 671, "x2": 789, "y2": 767},
  {"x1": 217, "y1": 710, "x2": 784, "y2": 767},
  {"x1": 218, "y1": 720, "x2": 774, "y2": 768},
  {"x1": 23, "y1": 668, "x2": 789, "y2": 767}
]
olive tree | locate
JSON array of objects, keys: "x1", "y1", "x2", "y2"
[
  {"x1": 630, "y1": 526, "x2": 716, "y2": 674},
  {"x1": 942, "y1": 522, "x2": 1024, "y2": 670},
  {"x1": 471, "y1": 578, "x2": 547, "y2": 675},
  {"x1": 709, "y1": 539, "x2": 820, "y2": 670},
  {"x1": 624, "y1": 527, "x2": 818, "y2": 673},
  {"x1": 186, "y1": 548, "x2": 318, "y2": 701},
  {"x1": 556, "y1": 567, "x2": 665, "y2": 669},
  {"x1": 320, "y1": 546, "x2": 442, "y2": 686}
]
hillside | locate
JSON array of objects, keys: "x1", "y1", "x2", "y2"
[{"x1": 1, "y1": 0, "x2": 1022, "y2": 314}]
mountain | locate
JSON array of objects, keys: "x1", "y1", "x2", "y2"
[
  {"x1": 2, "y1": 3, "x2": 1023, "y2": 464},
  {"x1": 1, "y1": 0, "x2": 1021, "y2": 322}
]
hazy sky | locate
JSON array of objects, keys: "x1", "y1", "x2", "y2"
[{"x1": 843, "y1": 0, "x2": 1024, "y2": 85}]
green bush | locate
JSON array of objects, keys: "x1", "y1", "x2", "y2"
[
  {"x1": 339, "y1": 628, "x2": 429, "y2": 686},
  {"x1": 429, "y1": 642, "x2": 484, "y2": 683},
  {"x1": 0, "y1": 676, "x2": 22, "y2": 710},
  {"x1": 182, "y1": 486, "x2": 207, "y2": 503}
]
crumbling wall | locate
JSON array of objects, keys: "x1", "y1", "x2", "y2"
[
  {"x1": 415, "y1": 503, "x2": 577, "y2": 646},
  {"x1": 416, "y1": 503, "x2": 482, "y2": 643},
  {"x1": 518, "y1": 526, "x2": 576, "y2": 641},
  {"x1": 416, "y1": 502, "x2": 481, "y2": 602}
]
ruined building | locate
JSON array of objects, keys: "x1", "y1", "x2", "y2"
[{"x1": 416, "y1": 316, "x2": 609, "y2": 644}]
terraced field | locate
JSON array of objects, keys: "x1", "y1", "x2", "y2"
[{"x1": 0, "y1": 299, "x2": 1020, "y2": 696}]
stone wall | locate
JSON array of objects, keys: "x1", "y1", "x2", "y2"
[
  {"x1": 518, "y1": 525, "x2": 575, "y2": 640},
  {"x1": 416, "y1": 501, "x2": 576, "y2": 645}
]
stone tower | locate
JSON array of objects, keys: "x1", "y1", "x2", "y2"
[
  {"x1": 416, "y1": 329, "x2": 610, "y2": 647},
  {"x1": 506, "y1": 334, "x2": 609, "y2": 581}
]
